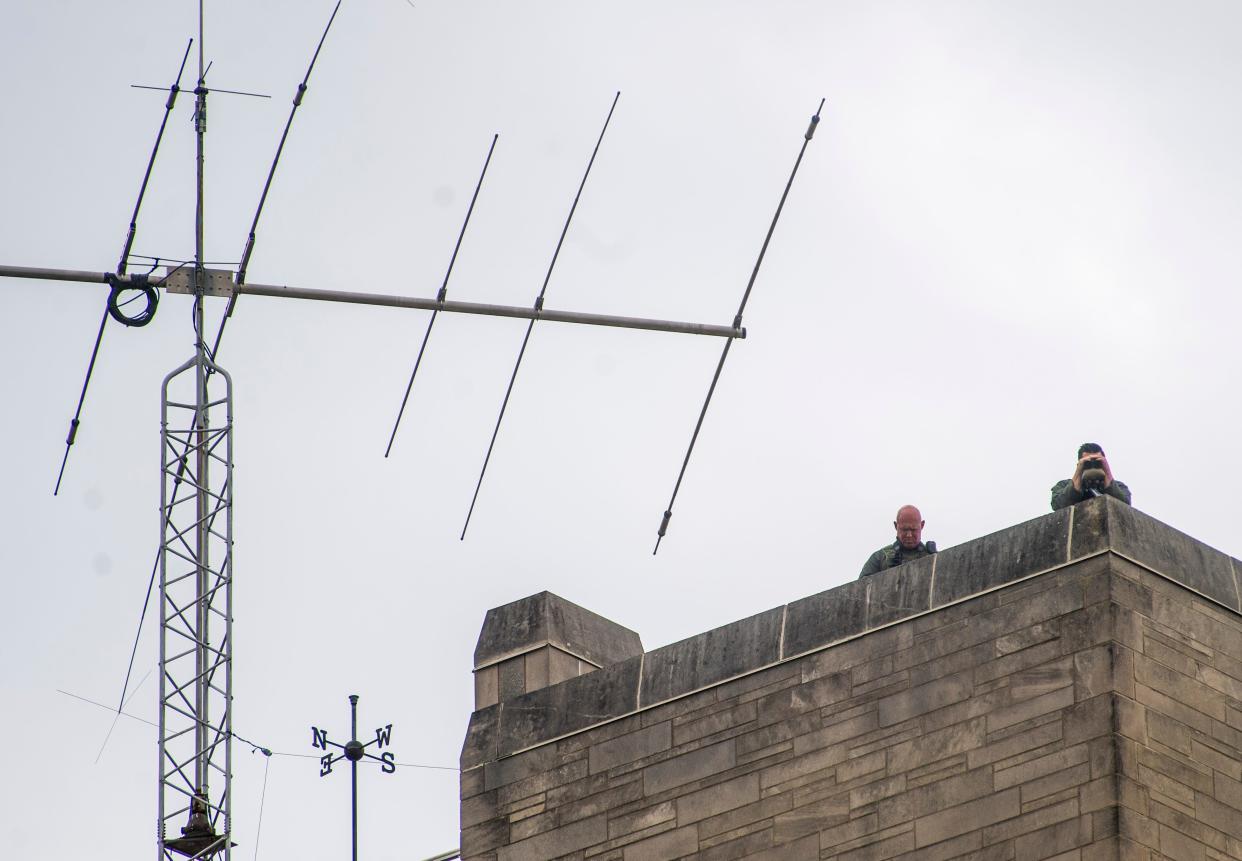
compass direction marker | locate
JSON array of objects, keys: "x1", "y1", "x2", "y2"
[{"x1": 312, "y1": 695, "x2": 397, "y2": 861}]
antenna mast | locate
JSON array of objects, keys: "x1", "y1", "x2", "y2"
[{"x1": 157, "y1": 1, "x2": 236, "y2": 856}]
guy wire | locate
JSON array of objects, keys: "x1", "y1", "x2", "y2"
[
  {"x1": 59, "y1": 688, "x2": 459, "y2": 770},
  {"x1": 95, "y1": 666, "x2": 153, "y2": 764},
  {"x1": 460, "y1": 91, "x2": 621, "y2": 540},
  {"x1": 253, "y1": 754, "x2": 271, "y2": 861},
  {"x1": 653, "y1": 98, "x2": 824, "y2": 555},
  {"x1": 386, "y1": 132, "x2": 500, "y2": 458}
]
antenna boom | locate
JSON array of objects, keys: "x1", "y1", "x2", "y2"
[{"x1": 0, "y1": 265, "x2": 744, "y2": 338}]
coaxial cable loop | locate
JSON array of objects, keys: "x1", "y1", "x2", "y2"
[{"x1": 106, "y1": 273, "x2": 159, "y2": 327}]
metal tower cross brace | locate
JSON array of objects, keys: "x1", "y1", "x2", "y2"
[
  {"x1": 158, "y1": 350, "x2": 234, "y2": 859},
  {"x1": 312, "y1": 695, "x2": 397, "y2": 861}
]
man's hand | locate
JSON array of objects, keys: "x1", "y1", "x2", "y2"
[
  {"x1": 1073, "y1": 453, "x2": 1112, "y2": 491},
  {"x1": 1097, "y1": 454, "x2": 1114, "y2": 487}
]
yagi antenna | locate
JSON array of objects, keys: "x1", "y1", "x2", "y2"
[
  {"x1": 1, "y1": 1, "x2": 825, "y2": 855},
  {"x1": 386, "y1": 133, "x2": 500, "y2": 458},
  {"x1": 52, "y1": 39, "x2": 193, "y2": 496},
  {"x1": 100, "y1": 0, "x2": 344, "y2": 746},
  {"x1": 460, "y1": 91, "x2": 622, "y2": 540},
  {"x1": 653, "y1": 98, "x2": 825, "y2": 554}
]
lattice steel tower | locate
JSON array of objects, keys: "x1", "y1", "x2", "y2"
[{"x1": 158, "y1": 350, "x2": 233, "y2": 858}]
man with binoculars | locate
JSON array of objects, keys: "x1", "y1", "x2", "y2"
[{"x1": 1050, "y1": 442, "x2": 1132, "y2": 510}]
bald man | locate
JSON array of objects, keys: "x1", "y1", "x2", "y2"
[{"x1": 859, "y1": 505, "x2": 937, "y2": 577}]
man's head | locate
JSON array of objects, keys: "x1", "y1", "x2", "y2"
[
  {"x1": 1078, "y1": 442, "x2": 1105, "y2": 461},
  {"x1": 894, "y1": 505, "x2": 924, "y2": 550}
]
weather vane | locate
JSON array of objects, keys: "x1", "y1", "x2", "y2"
[{"x1": 312, "y1": 694, "x2": 397, "y2": 860}]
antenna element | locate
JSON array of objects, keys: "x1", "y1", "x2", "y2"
[
  {"x1": 460, "y1": 91, "x2": 622, "y2": 539},
  {"x1": 652, "y1": 98, "x2": 825, "y2": 555},
  {"x1": 386, "y1": 133, "x2": 500, "y2": 458}
]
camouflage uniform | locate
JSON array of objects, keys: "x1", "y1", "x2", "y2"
[
  {"x1": 859, "y1": 541, "x2": 935, "y2": 578},
  {"x1": 1050, "y1": 479, "x2": 1131, "y2": 511}
]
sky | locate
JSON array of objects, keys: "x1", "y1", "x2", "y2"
[{"x1": 3, "y1": 1, "x2": 1242, "y2": 858}]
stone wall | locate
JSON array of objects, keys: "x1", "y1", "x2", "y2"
[
  {"x1": 1111, "y1": 557, "x2": 1242, "y2": 858},
  {"x1": 459, "y1": 497, "x2": 1242, "y2": 860},
  {"x1": 472, "y1": 592, "x2": 644, "y2": 710}
]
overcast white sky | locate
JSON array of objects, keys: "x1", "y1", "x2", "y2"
[{"x1": 3, "y1": 1, "x2": 1242, "y2": 858}]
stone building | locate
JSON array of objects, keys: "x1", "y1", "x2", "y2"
[{"x1": 459, "y1": 496, "x2": 1242, "y2": 859}]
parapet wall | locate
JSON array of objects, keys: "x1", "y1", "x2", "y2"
[
  {"x1": 472, "y1": 592, "x2": 643, "y2": 710},
  {"x1": 460, "y1": 497, "x2": 1242, "y2": 859}
]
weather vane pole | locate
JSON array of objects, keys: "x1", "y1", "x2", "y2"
[{"x1": 312, "y1": 694, "x2": 397, "y2": 861}]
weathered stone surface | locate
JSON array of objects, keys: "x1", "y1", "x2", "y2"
[
  {"x1": 642, "y1": 739, "x2": 736, "y2": 796},
  {"x1": 931, "y1": 508, "x2": 1070, "y2": 605},
  {"x1": 461, "y1": 816, "x2": 508, "y2": 857},
  {"x1": 887, "y1": 715, "x2": 987, "y2": 772},
  {"x1": 474, "y1": 590, "x2": 643, "y2": 669},
  {"x1": 589, "y1": 722, "x2": 671, "y2": 774},
  {"x1": 605, "y1": 798, "x2": 674, "y2": 841},
  {"x1": 744, "y1": 833, "x2": 818, "y2": 861},
  {"x1": 1069, "y1": 494, "x2": 1111, "y2": 560},
  {"x1": 462, "y1": 510, "x2": 1242, "y2": 861},
  {"x1": 877, "y1": 671, "x2": 972, "y2": 727},
  {"x1": 523, "y1": 648, "x2": 549, "y2": 692},
  {"x1": 877, "y1": 765, "x2": 994, "y2": 828},
  {"x1": 675, "y1": 773, "x2": 759, "y2": 825},
  {"x1": 494, "y1": 813, "x2": 605, "y2": 861},
  {"x1": 548, "y1": 647, "x2": 580, "y2": 686},
  {"x1": 639, "y1": 607, "x2": 783, "y2": 706},
  {"x1": 482, "y1": 741, "x2": 567, "y2": 793},
  {"x1": 1106, "y1": 501, "x2": 1239, "y2": 611},
  {"x1": 497, "y1": 656, "x2": 524, "y2": 702},
  {"x1": 620, "y1": 824, "x2": 695, "y2": 861},
  {"x1": 461, "y1": 704, "x2": 500, "y2": 769},
  {"x1": 782, "y1": 577, "x2": 868, "y2": 658},
  {"x1": 867, "y1": 554, "x2": 933, "y2": 628},
  {"x1": 475, "y1": 665, "x2": 498, "y2": 710},
  {"x1": 913, "y1": 787, "x2": 1020, "y2": 847},
  {"x1": 496, "y1": 655, "x2": 641, "y2": 758}
]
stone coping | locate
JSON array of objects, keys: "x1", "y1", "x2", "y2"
[
  {"x1": 473, "y1": 590, "x2": 643, "y2": 670},
  {"x1": 461, "y1": 496, "x2": 1242, "y2": 768}
]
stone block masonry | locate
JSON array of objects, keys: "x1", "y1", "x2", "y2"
[
  {"x1": 460, "y1": 496, "x2": 1242, "y2": 859},
  {"x1": 472, "y1": 592, "x2": 644, "y2": 711}
]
